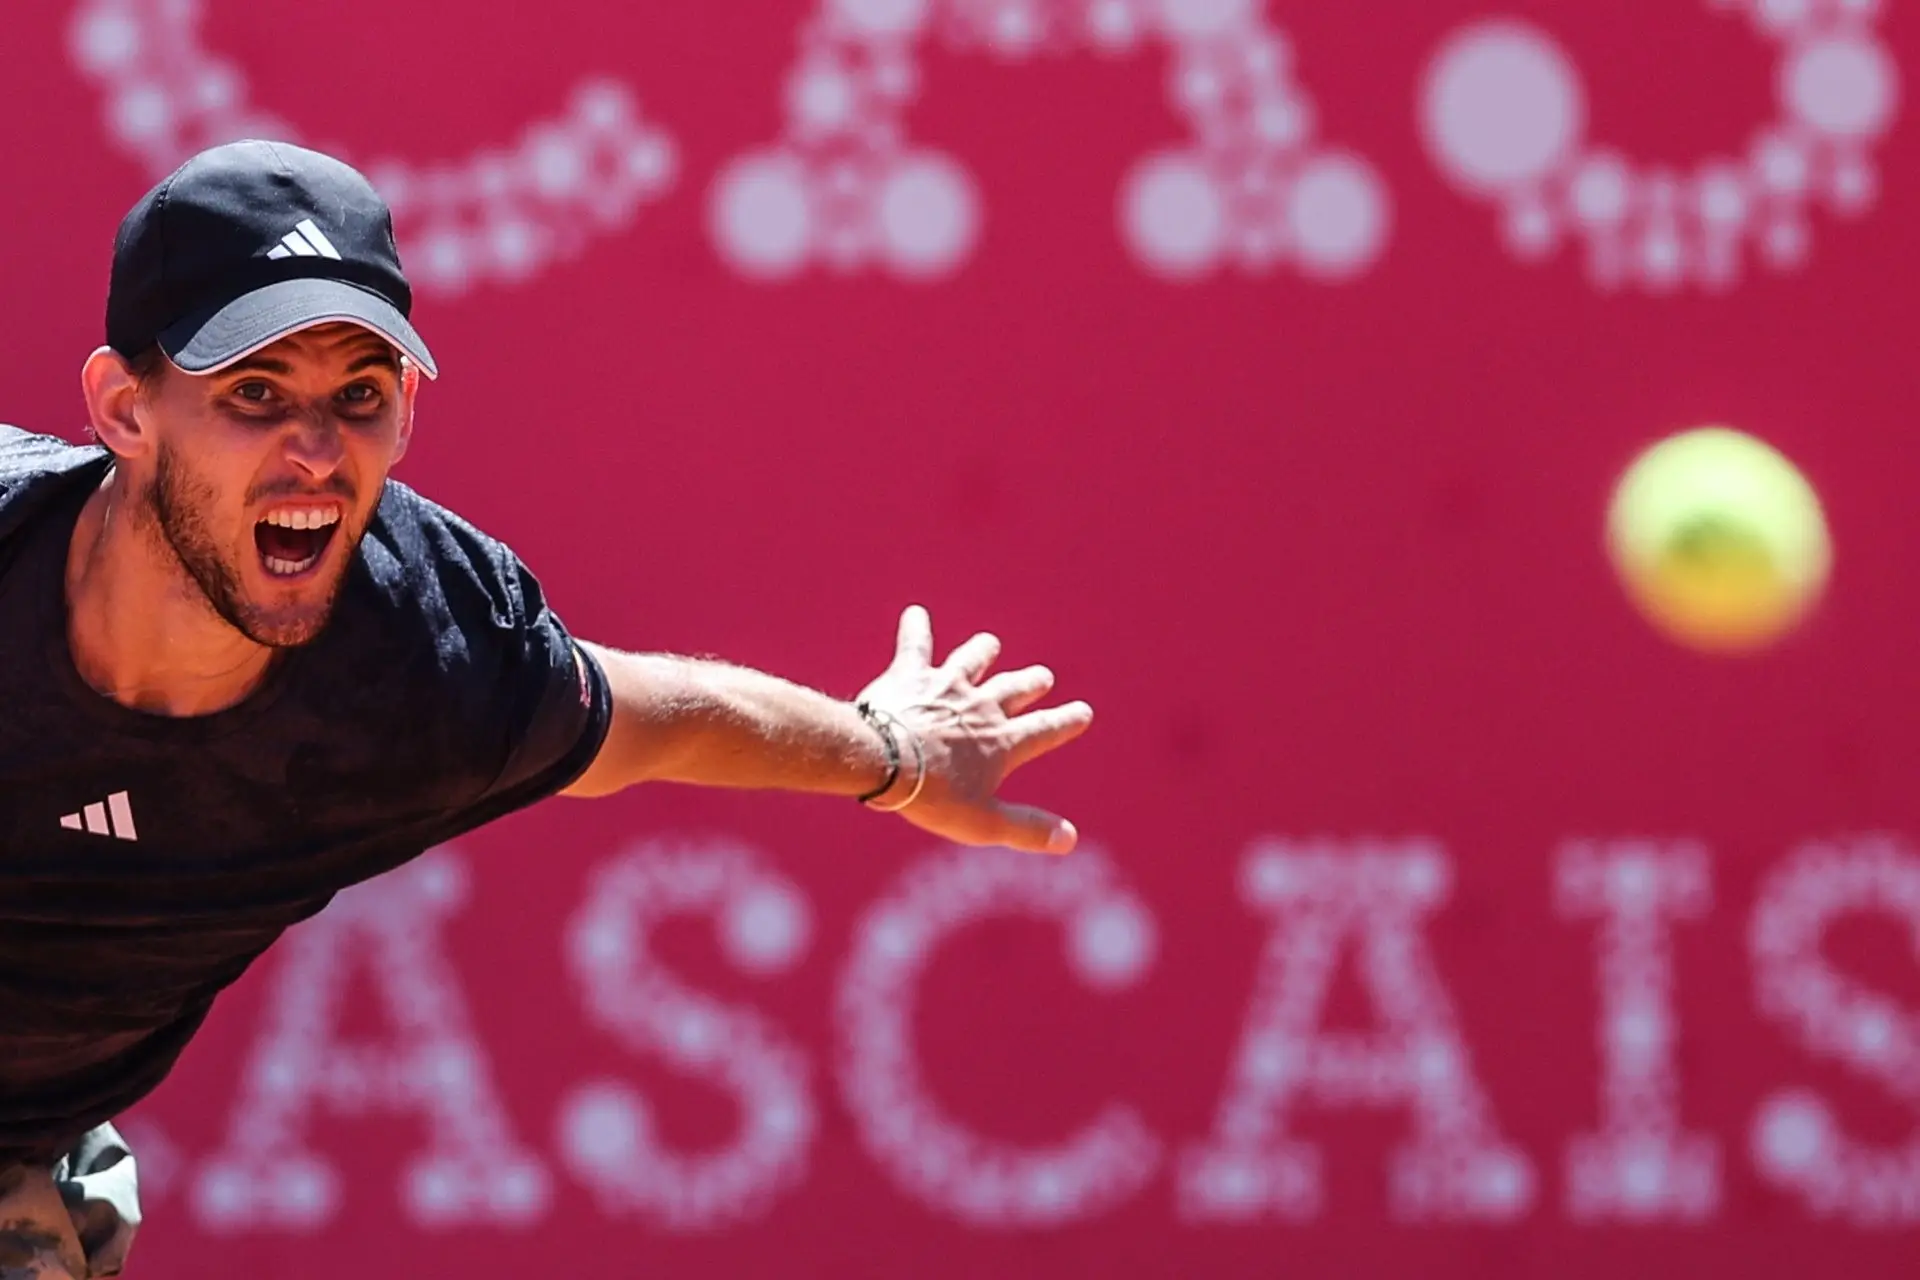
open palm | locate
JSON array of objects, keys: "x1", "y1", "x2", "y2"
[{"x1": 856, "y1": 605, "x2": 1094, "y2": 854}]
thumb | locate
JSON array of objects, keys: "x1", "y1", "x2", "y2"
[{"x1": 985, "y1": 801, "x2": 1079, "y2": 855}]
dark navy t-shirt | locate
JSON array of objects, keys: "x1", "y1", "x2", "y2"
[{"x1": 0, "y1": 426, "x2": 612, "y2": 1163}]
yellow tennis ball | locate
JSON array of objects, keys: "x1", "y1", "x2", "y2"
[{"x1": 1606, "y1": 427, "x2": 1831, "y2": 653}]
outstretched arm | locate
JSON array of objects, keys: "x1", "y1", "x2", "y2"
[{"x1": 561, "y1": 606, "x2": 1093, "y2": 854}]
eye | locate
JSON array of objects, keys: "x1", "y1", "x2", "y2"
[
  {"x1": 232, "y1": 380, "x2": 274, "y2": 403},
  {"x1": 338, "y1": 382, "x2": 383, "y2": 410}
]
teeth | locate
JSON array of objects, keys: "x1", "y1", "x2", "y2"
[
  {"x1": 263, "y1": 552, "x2": 322, "y2": 576},
  {"x1": 263, "y1": 508, "x2": 340, "y2": 530}
]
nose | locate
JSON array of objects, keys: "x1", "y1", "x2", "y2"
[{"x1": 283, "y1": 413, "x2": 346, "y2": 481}]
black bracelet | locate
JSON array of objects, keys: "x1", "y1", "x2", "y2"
[{"x1": 854, "y1": 700, "x2": 901, "y2": 804}]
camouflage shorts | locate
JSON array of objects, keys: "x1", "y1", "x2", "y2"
[{"x1": 0, "y1": 1125, "x2": 140, "y2": 1279}]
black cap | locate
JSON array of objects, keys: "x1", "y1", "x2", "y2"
[{"x1": 106, "y1": 140, "x2": 438, "y2": 379}]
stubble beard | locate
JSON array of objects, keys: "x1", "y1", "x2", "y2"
[{"x1": 145, "y1": 441, "x2": 352, "y2": 649}]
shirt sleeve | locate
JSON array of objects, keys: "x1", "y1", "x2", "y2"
[
  {"x1": 362, "y1": 483, "x2": 615, "y2": 834},
  {"x1": 474, "y1": 551, "x2": 615, "y2": 809}
]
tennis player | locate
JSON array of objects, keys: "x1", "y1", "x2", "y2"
[{"x1": 0, "y1": 140, "x2": 1091, "y2": 1277}]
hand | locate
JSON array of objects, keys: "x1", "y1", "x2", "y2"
[{"x1": 855, "y1": 605, "x2": 1094, "y2": 855}]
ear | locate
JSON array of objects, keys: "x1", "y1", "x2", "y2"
[
  {"x1": 391, "y1": 360, "x2": 421, "y2": 467},
  {"x1": 80, "y1": 347, "x2": 156, "y2": 461}
]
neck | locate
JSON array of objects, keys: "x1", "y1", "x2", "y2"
[{"x1": 65, "y1": 467, "x2": 276, "y2": 717}]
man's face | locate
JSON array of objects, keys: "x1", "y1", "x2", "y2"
[{"x1": 135, "y1": 323, "x2": 414, "y2": 648}]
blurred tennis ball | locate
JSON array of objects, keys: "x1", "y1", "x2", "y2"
[{"x1": 1606, "y1": 426, "x2": 1831, "y2": 653}]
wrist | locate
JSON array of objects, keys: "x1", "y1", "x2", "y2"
[
  {"x1": 854, "y1": 701, "x2": 901, "y2": 803},
  {"x1": 855, "y1": 701, "x2": 927, "y2": 812}
]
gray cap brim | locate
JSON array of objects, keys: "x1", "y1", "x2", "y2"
[{"x1": 158, "y1": 276, "x2": 438, "y2": 379}]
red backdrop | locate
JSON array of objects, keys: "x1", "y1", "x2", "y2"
[{"x1": 5, "y1": 1, "x2": 1920, "y2": 1275}]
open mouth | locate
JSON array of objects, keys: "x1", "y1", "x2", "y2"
[{"x1": 254, "y1": 507, "x2": 343, "y2": 578}]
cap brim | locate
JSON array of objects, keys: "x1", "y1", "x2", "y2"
[{"x1": 158, "y1": 277, "x2": 438, "y2": 380}]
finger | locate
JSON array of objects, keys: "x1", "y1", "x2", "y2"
[
  {"x1": 944, "y1": 631, "x2": 1002, "y2": 683},
  {"x1": 979, "y1": 664, "x2": 1054, "y2": 715},
  {"x1": 1008, "y1": 700, "x2": 1094, "y2": 768},
  {"x1": 984, "y1": 801, "x2": 1079, "y2": 856},
  {"x1": 895, "y1": 605, "x2": 934, "y2": 668}
]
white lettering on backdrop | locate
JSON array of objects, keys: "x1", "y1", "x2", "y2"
[
  {"x1": 68, "y1": 0, "x2": 678, "y2": 295},
  {"x1": 836, "y1": 846, "x2": 1162, "y2": 1225},
  {"x1": 1750, "y1": 837, "x2": 1920, "y2": 1226},
  {"x1": 193, "y1": 852, "x2": 550, "y2": 1230},
  {"x1": 1180, "y1": 840, "x2": 1534, "y2": 1222},
  {"x1": 141, "y1": 833, "x2": 1920, "y2": 1232},
  {"x1": 710, "y1": 0, "x2": 1388, "y2": 282},
  {"x1": 1557, "y1": 841, "x2": 1719, "y2": 1221},
  {"x1": 65, "y1": 1, "x2": 1897, "y2": 291},
  {"x1": 1421, "y1": 5, "x2": 1898, "y2": 290},
  {"x1": 557, "y1": 840, "x2": 816, "y2": 1231}
]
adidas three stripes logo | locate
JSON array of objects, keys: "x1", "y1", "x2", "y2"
[
  {"x1": 60, "y1": 791, "x2": 138, "y2": 842},
  {"x1": 266, "y1": 218, "x2": 343, "y2": 261}
]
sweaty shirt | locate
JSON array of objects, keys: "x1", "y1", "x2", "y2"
[{"x1": 0, "y1": 426, "x2": 612, "y2": 1164}]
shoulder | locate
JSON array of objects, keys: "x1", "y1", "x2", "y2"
[
  {"x1": 331, "y1": 480, "x2": 558, "y2": 695},
  {"x1": 317, "y1": 481, "x2": 591, "y2": 789},
  {"x1": 0, "y1": 426, "x2": 109, "y2": 500},
  {"x1": 0, "y1": 424, "x2": 102, "y2": 472},
  {"x1": 355, "y1": 480, "x2": 537, "y2": 632},
  {"x1": 307, "y1": 482, "x2": 546, "y2": 758},
  {"x1": 0, "y1": 427, "x2": 110, "y2": 547}
]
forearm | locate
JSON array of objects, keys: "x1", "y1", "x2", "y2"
[{"x1": 567, "y1": 642, "x2": 892, "y2": 799}]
